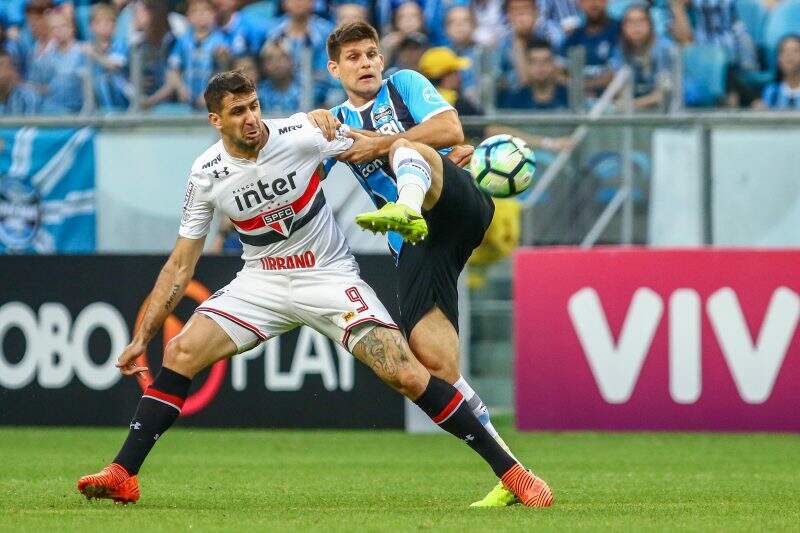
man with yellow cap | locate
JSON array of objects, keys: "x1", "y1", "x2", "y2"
[{"x1": 418, "y1": 46, "x2": 483, "y2": 117}]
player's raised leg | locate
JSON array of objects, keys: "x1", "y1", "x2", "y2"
[
  {"x1": 77, "y1": 314, "x2": 237, "y2": 504},
  {"x1": 350, "y1": 326, "x2": 553, "y2": 508},
  {"x1": 353, "y1": 139, "x2": 442, "y2": 243}
]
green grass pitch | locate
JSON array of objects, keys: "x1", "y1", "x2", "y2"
[{"x1": 1, "y1": 418, "x2": 798, "y2": 532}]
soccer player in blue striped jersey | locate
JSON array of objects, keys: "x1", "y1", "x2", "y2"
[{"x1": 309, "y1": 21, "x2": 549, "y2": 508}]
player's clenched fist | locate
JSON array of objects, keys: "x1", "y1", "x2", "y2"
[
  {"x1": 116, "y1": 338, "x2": 149, "y2": 376},
  {"x1": 447, "y1": 144, "x2": 474, "y2": 168}
]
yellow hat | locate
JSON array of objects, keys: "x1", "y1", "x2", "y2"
[{"x1": 418, "y1": 47, "x2": 472, "y2": 79}]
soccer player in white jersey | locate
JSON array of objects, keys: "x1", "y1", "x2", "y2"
[{"x1": 75, "y1": 71, "x2": 552, "y2": 508}]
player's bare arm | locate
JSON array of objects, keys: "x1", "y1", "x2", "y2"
[
  {"x1": 310, "y1": 109, "x2": 464, "y2": 164},
  {"x1": 116, "y1": 236, "x2": 205, "y2": 376}
]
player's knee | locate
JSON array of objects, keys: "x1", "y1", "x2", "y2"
[
  {"x1": 409, "y1": 336, "x2": 460, "y2": 383},
  {"x1": 388, "y1": 138, "x2": 413, "y2": 157},
  {"x1": 393, "y1": 366, "x2": 427, "y2": 398},
  {"x1": 163, "y1": 337, "x2": 199, "y2": 377}
]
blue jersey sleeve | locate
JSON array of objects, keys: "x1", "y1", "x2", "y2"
[{"x1": 388, "y1": 69, "x2": 454, "y2": 123}]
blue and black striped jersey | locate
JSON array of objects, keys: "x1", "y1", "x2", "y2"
[{"x1": 328, "y1": 69, "x2": 454, "y2": 256}]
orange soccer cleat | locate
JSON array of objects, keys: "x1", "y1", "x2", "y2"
[
  {"x1": 500, "y1": 464, "x2": 554, "y2": 508},
  {"x1": 77, "y1": 463, "x2": 140, "y2": 504}
]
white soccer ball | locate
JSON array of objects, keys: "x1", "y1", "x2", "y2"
[{"x1": 469, "y1": 134, "x2": 537, "y2": 198}]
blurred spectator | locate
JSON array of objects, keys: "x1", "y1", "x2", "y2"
[
  {"x1": 333, "y1": 0, "x2": 370, "y2": 26},
  {"x1": 418, "y1": 46, "x2": 482, "y2": 115},
  {"x1": 0, "y1": 49, "x2": 40, "y2": 115},
  {"x1": 611, "y1": 4, "x2": 673, "y2": 110},
  {"x1": 263, "y1": 0, "x2": 334, "y2": 105},
  {"x1": 211, "y1": 218, "x2": 243, "y2": 254},
  {"x1": 257, "y1": 40, "x2": 301, "y2": 113},
  {"x1": 214, "y1": 0, "x2": 259, "y2": 56},
  {"x1": 232, "y1": 53, "x2": 258, "y2": 83},
  {"x1": 29, "y1": 8, "x2": 87, "y2": 114},
  {"x1": 472, "y1": 0, "x2": 504, "y2": 47},
  {"x1": 443, "y1": 5, "x2": 478, "y2": 102},
  {"x1": 539, "y1": 0, "x2": 581, "y2": 35},
  {"x1": 498, "y1": 0, "x2": 564, "y2": 90},
  {"x1": 166, "y1": 0, "x2": 229, "y2": 109},
  {"x1": 756, "y1": 35, "x2": 800, "y2": 109},
  {"x1": 85, "y1": 3, "x2": 130, "y2": 110},
  {"x1": 1, "y1": 12, "x2": 25, "y2": 69},
  {"x1": 376, "y1": 0, "x2": 451, "y2": 46},
  {"x1": 670, "y1": 0, "x2": 757, "y2": 71},
  {"x1": 498, "y1": 37, "x2": 569, "y2": 109},
  {"x1": 670, "y1": 0, "x2": 759, "y2": 104},
  {"x1": 561, "y1": 0, "x2": 620, "y2": 95},
  {"x1": 386, "y1": 31, "x2": 428, "y2": 73},
  {"x1": 12, "y1": 0, "x2": 53, "y2": 76},
  {"x1": 382, "y1": 0, "x2": 426, "y2": 64},
  {"x1": 131, "y1": 0, "x2": 177, "y2": 109}
]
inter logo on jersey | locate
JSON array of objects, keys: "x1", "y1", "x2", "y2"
[{"x1": 261, "y1": 205, "x2": 295, "y2": 237}]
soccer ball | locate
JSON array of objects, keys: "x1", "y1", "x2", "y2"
[{"x1": 469, "y1": 134, "x2": 536, "y2": 198}]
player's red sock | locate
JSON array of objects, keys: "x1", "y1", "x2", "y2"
[
  {"x1": 414, "y1": 376, "x2": 517, "y2": 477},
  {"x1": 113, "y1": 367, "x2": 191, "y2": 474}
]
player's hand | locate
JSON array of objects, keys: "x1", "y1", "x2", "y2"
[
  {"x1": 116, "y1": 338, "x2": 149, "y2": 376},
  {"x1": 447, "y1": 144, "x2": 474, "y2": 168},
  {"x1": 308, "y1": 109, "x2": 340, "y2": 141},
  {"x1": 338, "y1": 130, "x2": 381, "y2": 163}
]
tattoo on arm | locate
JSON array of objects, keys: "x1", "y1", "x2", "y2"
[{"x1": 164, "y1": 283, "x2": 181, "y2": 310}]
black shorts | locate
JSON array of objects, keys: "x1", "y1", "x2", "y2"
[{"x1": 396, "y1": 155, "x2": 494, "y2": 337}]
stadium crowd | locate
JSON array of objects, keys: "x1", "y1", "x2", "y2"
[{"x1": 1, "y1": 0, "x2": 799, "y2": 116}]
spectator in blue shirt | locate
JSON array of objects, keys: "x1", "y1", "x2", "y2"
[
  {"x1": 671, "y1": 0, "x2": 759, "y2": 105},
  {"x1": 611, "y1": 4, "x2": 673, "y2": 110},
  {"x1": 497, "y1": 0, "x2": 564, "y2": 91},
  {"x1": 263, "y1": 0, "x2": 334, "y2": 106},
  {"x1": 539, "y1": 0, "x2": 581, "y2": 35},
  {"x1": 214, "y1": 0, "x2": 261, "y2": 57},
  {"x1": 9, "y1": 0, "x2": 53, "y2": 76},
  {"x1": 0, "y1": 49, "x2": 40, "y2": 115},
  {"x1": 29, "y1": 9, "x2": 87, "y2": 114},
  {"x1": 443, "y1": 5, "x2": 478, "y2": 103},
  {"x1": 498, "y1": 37, "x2": 569, "y2": 109},
  {"x1": 756, "y1": 35, "x2": 800, "y2": 110},
  {"x1": 561, "y1": 0, "x2": 620, "y2": 96},
  {"x1": 131, "y1": 0, "x2": 177, "y2": 110},
  {"x1": 84, "y1": 3, "x2": 130, "y2": 110},
  {"x1": 333, "y1": 0, "x2": 370, "y2": 26},
  {"x1": 257, "y1": 40, "x2": 301, "y2": 113},
  {"x1": 167, "y1": 0, "x2": 230, "y2": 109}
]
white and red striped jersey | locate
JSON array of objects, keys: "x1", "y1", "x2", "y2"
[{"x1": 179, "y1": 113, "x2": 354, "y2": 268}]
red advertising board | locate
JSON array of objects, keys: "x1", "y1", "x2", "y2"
[{"x1": 514, "y1": 248, "x2": 800, "y2": 431}]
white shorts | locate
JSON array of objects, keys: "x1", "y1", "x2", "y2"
[{"x1": 195, "y1": 262, "x2": 398, "y2": 353}]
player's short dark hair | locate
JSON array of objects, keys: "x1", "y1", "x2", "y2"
[
  {"x1": 326, "y1": 21, "x2": 380, "y2": 61},
  {"x1": 204, "y1": 70, "x2": 256, "y2": 113}
]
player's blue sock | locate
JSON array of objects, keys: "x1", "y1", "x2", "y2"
[{"x1": 392, "y1": 146, "x2": 431, "y2": 213}]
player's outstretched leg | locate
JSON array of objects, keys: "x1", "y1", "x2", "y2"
[
  {"x1": 353, "y1": 139, "x2": 440, "y2": 243},
  {"x1": 351, "y1": 326, "x2": 553, "y2": 508},
  {"x1": 77, "y1": 314, "x2": 237, "y2": 504}
]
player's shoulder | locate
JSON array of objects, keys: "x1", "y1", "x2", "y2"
[
  {"x1": 190, "y1": 140, "x2": 225, "y2": 180},
  {"x1": 387, "y1": 69, "x2": 431, "y2": 89},
  {"x1": 266, "y1": 112, "x2": 313, "y2": 135}
]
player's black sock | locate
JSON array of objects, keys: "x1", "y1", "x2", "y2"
[
  {"x1": 414, "y1": 376, "x2": 517, "y2": 477},
  {"x1": 113, "y1": 367, "x2": 191, "y2": 475}
]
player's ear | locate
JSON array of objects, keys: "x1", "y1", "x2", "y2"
[
  {"x1": 327, "y1": 59, "x2": 339, "y2": 80},
  {"x1": 208, "y1": 112, "x2": 222, "y2": 131},
  {"x1": 378, "y1": 53, "x2": 385, "y2": 74}
]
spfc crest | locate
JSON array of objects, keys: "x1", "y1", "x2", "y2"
[{"x1": 262, "y1": 205, "x2": 295, "y2": 237}]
